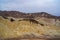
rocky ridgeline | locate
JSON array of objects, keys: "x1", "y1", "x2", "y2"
[
  {"x1": 0, "y1": 11, "x2": 60, "y2": 27},
  {"x1": 0, "y1": 11, "x2": 60, "y2": 19}
]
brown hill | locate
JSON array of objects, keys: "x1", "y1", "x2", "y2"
[
  {"x1": 0, "y1": 11, "x2": 60, "y2": 40},
  {"x1": 0, "y1": 11, "x2": 60, "y2": 19}
]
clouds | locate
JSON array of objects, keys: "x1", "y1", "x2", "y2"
[{"x1": 0, "y1": 0, "x2": 60, "y2": 16}]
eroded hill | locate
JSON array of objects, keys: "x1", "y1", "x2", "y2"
[{"x1": 0, "y1": 11, "x2": 60, "y2": 40}]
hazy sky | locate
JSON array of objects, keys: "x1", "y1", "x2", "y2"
[{"x1": 0, "y1": 0, "x2": 60, "y2": 16}]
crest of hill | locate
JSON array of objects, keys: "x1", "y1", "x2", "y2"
[{"x1": 0, "y1": 11, "x2": 60, "y2": 20}]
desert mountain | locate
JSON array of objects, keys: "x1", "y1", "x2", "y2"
[
  {"x1": 0, "y1": 11, "x2": 60, "y2": 19},
  {"x1": 0, "y1": 11, "x2": 60, "y2": 40}
]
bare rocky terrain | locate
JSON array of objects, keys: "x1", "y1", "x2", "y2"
[{"x1": 0, "y1": 11, "x2": 60, "y2": 40}]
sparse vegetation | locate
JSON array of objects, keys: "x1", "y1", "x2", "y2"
[{"x1": 0, "y1": 11, "x2": 60, "y2": 40}]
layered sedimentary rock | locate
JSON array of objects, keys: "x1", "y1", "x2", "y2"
[{"x1": 0, "y1": 11, "x2": 60, "y2": 40}]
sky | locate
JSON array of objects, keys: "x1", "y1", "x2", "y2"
[{"x1": 0, "y1": 0, "x2": 60, "y2": 16}]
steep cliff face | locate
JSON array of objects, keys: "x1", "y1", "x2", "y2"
[{"x1": 0, "y1": 11, "x2": 60, "y2": 40}]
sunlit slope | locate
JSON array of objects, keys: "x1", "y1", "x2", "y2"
[{"x1": 0, "y1": 16, "x2": 60, "y2": 39}]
